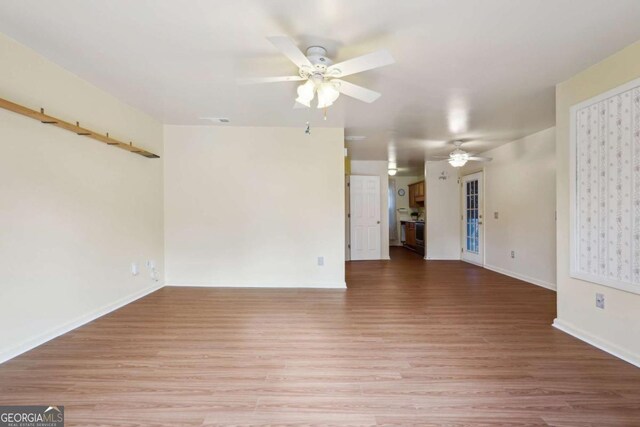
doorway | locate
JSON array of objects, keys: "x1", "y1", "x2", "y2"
[
  {"x1": 349, "y1": 175, "x2": 381, "y2": 260},
  {"x1": 461, "y1": 172, "x2": 483, "y2": 265}
]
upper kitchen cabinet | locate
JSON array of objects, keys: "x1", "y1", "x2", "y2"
[{"x1": 408, "y1": 180, "x2": 425, "y2": 208}]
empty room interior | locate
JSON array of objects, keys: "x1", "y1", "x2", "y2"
[{"x1": 2, "y1": 1, "x2": 640, "y2": 426}]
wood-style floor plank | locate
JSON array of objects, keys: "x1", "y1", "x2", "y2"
[{"x1": 1, "y1": 247, "x2": 639, "y2": 426}]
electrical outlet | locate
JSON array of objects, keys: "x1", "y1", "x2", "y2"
[
  {"x1": 131, "y1": 262, "x2": 139, "y2": 276},
  {"x1": 596, "y1": 293, "x2": 605, "y2": 309},
  {"x1": 510, "y1": 250, "x2": 515, "y2": 259},
  {"x1": 317, "y1": 256, "x2": 324, "y2": 266}
]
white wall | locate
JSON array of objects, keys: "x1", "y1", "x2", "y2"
[
  {"x1": 555, "y1": 40, "x2": 640, "y2": 366},
  {"x1": 164, "y1": 126, "x2": 345, "y2": 288},
  {"x1": 391, "y1": 176, "x2": 422, "y2": 245},
  {"x1": 0, "y1": 34, "x2": 164, "y2": 363},
  {"x1": 461, "y1": 128, "x2": 557, "y2": 290},
  {"x1": 350, "y1": 161, "x2": 390, "y2": 259},
  {"x1": 425, "y1": 161, "x2": 461, "y2": 260}
]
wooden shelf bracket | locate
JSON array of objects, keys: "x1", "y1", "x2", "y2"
[{"x1": 1, "y1": 97, "x2": 160, "y2": 158}]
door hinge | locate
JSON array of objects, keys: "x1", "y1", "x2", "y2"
[
  {"x1": 348, "y1": 244, "x2": 351, "y2": 249},
  {"x1": 348, "y1": 213, "x2": 351, "y2": 218},
  {"x1": 461, "y1": 247, "x2": 464, "y2": 253},
  {"x1": 347, "y1": 182, "x2": 350, "y2": 187}
]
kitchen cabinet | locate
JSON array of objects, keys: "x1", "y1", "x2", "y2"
[
  {"x1": 405, "y1": 222, "x2": 416, "y2": 246},
  {"x1": 408, "y1": 180, "x2": 425, "y2": 208}
]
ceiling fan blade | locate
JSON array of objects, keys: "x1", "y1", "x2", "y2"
[
  {"x1": 293, "y1": 101, "x2": 309, "y2": 109},
  {"x1": 333, "y1": 79, "x2": 381, "y2": 103},
  {"x1": 328, "y1": 49, "x2": 395, "y2": 78},
  {"x1": 236, "y1": 76, "x2": 305, "y2": 85},
  {"x1": 267, "y1": 36, "x2": 313, "y2": 69},
  {"x1": 427, "y1": 156, "x2": 452, "y2": 160},
  {"x1": 468, "y1": 156, "x2": 493, "y2": 162}
]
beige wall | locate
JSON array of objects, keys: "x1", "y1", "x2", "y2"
[
  {"x1": 461, "y1": 128, "x2": 556, "y2": 289},
  {"x1": 0, "y1": 34, "x2": 164, "y2": 363},
  {"x1": 350, "y1": 160, "x2": 390, "y2": 259},
  {"x1": 555, "y1": 40, "x2": 640, "y2": 366},
  {"x1": 164, "y1": 126, "x2": 345, "y2": 288}
]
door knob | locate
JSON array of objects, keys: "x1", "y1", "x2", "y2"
[{"x1": 377, "y1": 221, "x2": 380, "y2": 224}]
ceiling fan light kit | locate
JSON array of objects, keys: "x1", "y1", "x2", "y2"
[
  {"x1": 295, "y1": 79, "x2": 315, "y2": 107},
  {"x1": 316, "y1": 81, "x2": 340, "y2": 109},
  {"x1": 448, "y1": 148, "x2": 470, "y2": 167}
]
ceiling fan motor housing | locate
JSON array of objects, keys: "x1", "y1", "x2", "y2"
[{"x1": 305, "y1": 46, "x2": 333, "y2": 72}]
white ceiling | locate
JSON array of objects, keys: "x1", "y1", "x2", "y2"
[{"x1": 1, "y1": 0, "x2": 640, "y2": 175}]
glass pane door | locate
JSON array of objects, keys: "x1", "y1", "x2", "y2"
[
  {"x1": 462, "y1": 172, "x2": 483, "y2": 265},
  {"x1": 466, "y1": 180, "x2": 479, "y2": 254}
]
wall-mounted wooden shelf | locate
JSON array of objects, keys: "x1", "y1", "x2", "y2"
[{"x1": 0, "y1": 97, "x2": 159, "y2": 158}]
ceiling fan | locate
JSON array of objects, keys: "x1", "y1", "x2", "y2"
[
  {"x1": 237, "y1": 36, "x2": 395, "y2": 109},
  {"x1": 429, "y1": 141, "x2": 492, "y2": 168}
]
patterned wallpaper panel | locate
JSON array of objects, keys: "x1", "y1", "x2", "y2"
[{"x1": 572, "y1": 82, "x2": 640, "y2": 294}]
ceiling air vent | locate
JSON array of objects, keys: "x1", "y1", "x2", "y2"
[
  {"x1": 200, "y1": 117, "x2": 230, "y2": 123},
  {"x1": 345, "y1": 135, "x2": 366, "y2": 141}
]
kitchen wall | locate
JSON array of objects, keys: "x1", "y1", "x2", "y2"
[
  {"x1": 350, "y1": 160, "x2": 390, "y2": 259},
  {"x1": 425, "y1": 161, "x2": 461, "y2": 260},
  {"x1": 555, "y1": 40, "x2": 640, "y2": 366},
  {"x1": 391, "y1": 176, "x2": 423, "y2": 246},
  {"x1": 0, "y1": 33, "x2": 164, "y2": 363},
  {"x1": 164, "y1": 126, "x2": 345, "y2": 288},
  {"x1": 461, "y1": 127, "x2": 556, "y2": 290}
]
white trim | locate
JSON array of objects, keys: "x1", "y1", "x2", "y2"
[
  {"x1": 553, "y1": 318, "x2": 640, "y2": 368},
  {"x1": 484, "y1": 264, "x2": 556, "y2": 291},
  {"x1": 0, "y1": 283, "x2": 163, "y2": 365},
  {"x1": 425, "y1": 256, "x2": 461, "y2": 260},
  {"x1": 166, "y1": 282, "x2": 347, "y2": 289}
]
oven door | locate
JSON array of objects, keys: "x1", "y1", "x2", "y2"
[{"x1": 415, "y1": 222, "x2": 424, "y2": 246}]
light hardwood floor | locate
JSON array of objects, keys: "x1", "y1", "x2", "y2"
[{"x1": 1, "y1": 247, "x2": 639, "y2": 426}]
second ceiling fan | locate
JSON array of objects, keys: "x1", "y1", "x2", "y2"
[
  {"x1": 238, "y1": 36, "x2": 395, "y2": 109},
  {"x1": 429, "y1": 141, "x2": 493, "y2": 168}
]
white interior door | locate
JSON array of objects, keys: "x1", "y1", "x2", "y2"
[
  {"x1": 462, "y1": 172, "x2": 484, "y2": 265},
  {"x1": 350, "y1": 175, "x2": 381, "y2": 260}
]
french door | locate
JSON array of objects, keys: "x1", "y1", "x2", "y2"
[
  {"x1": 349, "y1": 175, "x2": 381, "y2": 260},
  {"x1": 462, "y1": 172, "x2": 483, "y2": 265}
]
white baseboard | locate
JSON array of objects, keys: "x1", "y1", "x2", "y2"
[
  {"x1": 0, "y1": 283, "x2": 163, "y2": 365},
  {"x1": 553, "y1": 318, "x2": 640, "y2": 368},
  {"x1": 484, "y1": 264, "x2": 556, "y2": 291},
  {"x1": 166, "y1": 282, "x2": 347, "y2": 289},
  {"x1": 425, "y1": 256, "x2": 461, "y2": 260}
]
